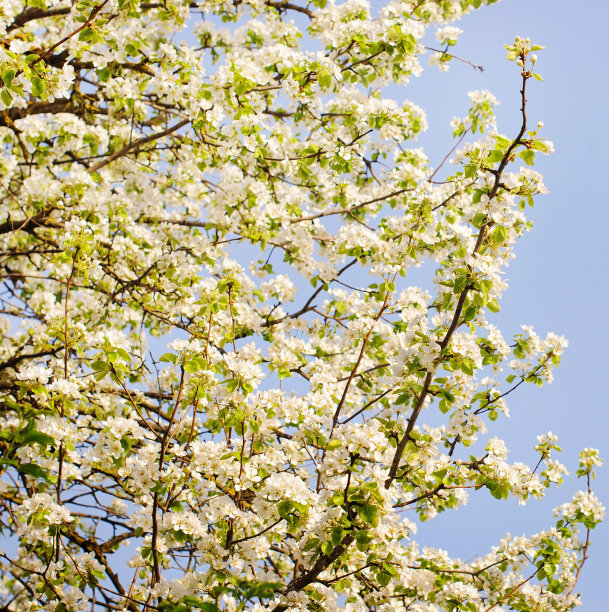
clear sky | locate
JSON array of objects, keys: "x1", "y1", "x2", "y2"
[{"x1": 395, "y1": 0, "x2": 609, "y2": 607}]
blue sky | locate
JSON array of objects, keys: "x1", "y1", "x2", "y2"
[{"x1": 396, "y1": 0, "x2": 609, "y2": 607}]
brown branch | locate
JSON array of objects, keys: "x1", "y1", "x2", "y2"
[
  {"x1": 266, "y1": 0, "x2": 314, "y2": 18},
  {"x1": 385, "y1": 57, "x2": 532, "y2": 490},
  {"x1": 35, "y1": 0, "x2": 113, "y2": 65},
  {"x1": 8, "y1": 6, "x2": 71, "y2": 31},
  {"x1": 72, "y1": 59, "x2": 155, "y2": 76},
  {"x1": 340, "y1": 387, "x2": 393, "y2": 425},
  {"x1": 567, "y1": 471, "x2": 593, "y2": 597},
  {"x1": 0, "y1": 92, "x2": 108, "y2": 132},
  {"x1": 0, "y1": 348, "x2": 60, "y2": 373},
  {"x1": 231, "y1": 518, "x2": 283, "y2": 545},
  {"x1": 484, "y1": 568, "x2": 537, "y2": 611},
  {"x1": 329, "y1": 276, "x2": 396, "y2": 435},
  {"x1": 424, "y1": 46, "x2": 485, "y2": 71},
  {"x1": 61, "y1": 528, "x2": 139, "y2": 611},
  {"x1": 88, "y1": 119, "x2": 189, "y2": 173},
  {"x1": 291, "y1": 188, "x2": 413, "y2": 223},
  {"x1": 271, "y1": 534, "x2": 356, "y2": 612},
  {"x1": 0, "y1": 215, "x2": 60, "y2": 237},
  {"x1": 427, "y1": 127, "x2": 471, "y2": 183}
]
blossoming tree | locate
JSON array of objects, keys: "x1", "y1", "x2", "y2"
[{"x1": 0, "y1": 0, "x2": 603, "y2": 610}]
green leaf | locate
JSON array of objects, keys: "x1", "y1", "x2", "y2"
[
  {"x1": 1, "y1": 89, "x2": 12, "y2": 106},
  {"x1": 440, "y1": 390, "x2": 455, "y2": 403},
  {"x1": 181, "y1": 597, "x2": 218, "y2": 611},
  {"x1": 78, "y1": 27, "x2": 95, "y2": 41},
  {"x1": 460, "y1": 359, "x2": 474, "y2": 376},
  {"x1": 22, "y1": 430, "x2": 54, "y2": 448},
  {"x1": 454, "y1": 274, "x2": 469, "y2": 294},
  {"x1": 491, "y1": 225, "x2": 507, "y2": 244},
  {"x1": 520, "y1": 149, "x2": 535, "y2": 166},
  {"x1": 277, "y1": 500, "x2": 293, "y2": 518},
  {"x1": 303, "y1": 537, "x2": 320, "y2": 552},
  {"x1": 464, "y1": 306, "x2": 476, "y2": 321},
  {"x1": 494, "y1": 135, "x2": 511, "y2": 148},
  {"x1": 357, "y1": 503, "x2": 379, "y2": 527},
  {"x1": 472, "y1": 212, "x2": 487, "y2": 229},
  {"x1": 487, "y1": 149, "x2": 504, "y2": 164},
  {"x1": 18, "y1": 463, "x2": 50, "y2": 481},
  {"x1": 331, "y1": 526, "x2": 344, "y2": 545},
  {"x1": 277, "y1": 366, "x2": 291, "y2": 380},
  {"x1": 487, "y1": 300, "x2": 500, "y2": 313},
  {"x1": 395, "y1": 393, "x2": 410, "y2": 405},
  {"x1": 401, "y1": 33, "x2": 417, "y2": 54},
  {"x1": 31, "y1": 77, "x2": 46, "y2": 98},
  {"x1": 2, "y1": 69, "x2": 15, "y2": 89},
  {"x1": 184, "y1": 360, "x2": 198, "y2": 373},
  {"x1": 354, "y1": 530, "x2": 373, "y2": 552},
  {"x1": 116, "y1": 347, "x2": 131, "y2": 362},
  {"x1": 317, "y1": 68, "x2": 332, "y2": 89}
]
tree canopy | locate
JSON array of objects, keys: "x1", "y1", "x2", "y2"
[{"x1": 0, "y1": 0, "x2": 603, "y2": 610}]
